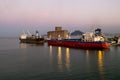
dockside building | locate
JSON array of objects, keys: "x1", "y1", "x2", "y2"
[{"x1": 47, "y1": 27, "x2": 69, "y2": 40}]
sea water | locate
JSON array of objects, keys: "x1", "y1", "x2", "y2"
[{"x1": 0, "y1": 38, "x2": 120, "y2": 80}]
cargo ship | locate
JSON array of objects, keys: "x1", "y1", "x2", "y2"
[
  {"x1": 19, "y1": 31, "x2": 44, "y2": 44},
  {"x1": 48, "y1": 28, "x2": 110, "y2": 49}
]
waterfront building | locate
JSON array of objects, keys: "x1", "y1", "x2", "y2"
[{"x1": 47, "y1": 27, "x2": 69, "y2": 40}]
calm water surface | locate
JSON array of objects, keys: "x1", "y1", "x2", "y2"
[{"x1": 0, "y1": 38, "x2": 120, "y2": 80}]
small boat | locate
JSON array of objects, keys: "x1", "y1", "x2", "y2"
[
  {"x1": 19, "y1": 31, "x2": 44, "y2": 44},
  {"x1": 48, "y1": 28, "x2": 110, "y2": 49}
]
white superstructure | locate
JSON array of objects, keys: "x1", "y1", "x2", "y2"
[
  {"x1": 82, "y1": 28, "x2": 105, "y2": 42},
  {"x1": 20, "y1": 33, "x2": 27, "y2": 39},
  {"x1": 117, "y1": 37, "x2": 120, "y2": 45}
]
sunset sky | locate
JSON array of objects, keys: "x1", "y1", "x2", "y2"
[{"x1": 0, "y1": 0, "x2": 120, "y2": 37}]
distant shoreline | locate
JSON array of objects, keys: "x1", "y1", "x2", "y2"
[{"x1": 0, "y1": 37, "x2": 18, "y2": 39}]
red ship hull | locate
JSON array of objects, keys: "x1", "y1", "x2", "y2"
[{"x1": 48, "y1": 40, "x2": 110, "y2": 49}]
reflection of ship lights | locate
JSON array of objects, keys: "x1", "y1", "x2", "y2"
[
  {"x1": 49, "y1": 45, "x2": 53, "y2": 65},
  {"x1": 86, "y1": 50, "x2": 89, "y2": 61},
  {"x1": 58, "y1": 47, "x2": 62, "y2": 72},
  {"x1": 86, "y1": 50, "x2": 90, "y2": 68},
  {"x1": 49, "y1": 45, "x2": 52, "y2": 54},
  {"x1": 20, "y1": 43, "x2": 27, "y2": 48},
  {"x1": 58, "y1": 47, "x2": 62, "y2": 54},
  {"x1": 66, "y1": 48, "x2": 69, "y2": 54},
  {"x1": 58, "y1": 47, "x2": 62, "y2": 64},
  {"x1": 98, "y1": 50, "x2": 103, "y2": 68},
  {"x1": 98, "y1": 50, "x2": 104, "y2": 80},
  {"x1": 66, "y1": 48, "x2": 70, "y2": 71}
]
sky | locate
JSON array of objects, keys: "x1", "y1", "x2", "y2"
[{"x1": 0, "y1": 0, "x2": 120, "y2": 37}]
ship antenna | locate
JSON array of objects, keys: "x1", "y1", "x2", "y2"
[
  {"x1": 90, "y1": 25, "x2": 95, "y2": 33},
  {"x1": 27, "y1": 30, "x2": 32, "y2": 36},
  {"x1": 22, "y1": 30, "x2": 25, "y2": 34}
]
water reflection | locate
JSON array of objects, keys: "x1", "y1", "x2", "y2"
[
  {"x1": 65, "y1": 48, "x2": 71, "y2": 71},
  {"x1": 58, "y1": 47, "x2": 63, "y2": 72},
  {"x1": 19, "y1": 42, "x2": 44, "y2": 48},
  {"x1": 86, "y1": 50, "x2": 89, "y2": 62},
  {"x1": 49, "y1": 45, "x2": 53, "y2": 70},
  {"x1": 49, "y1": 45, "x2": 53, "y2": 65},
  {"x1": 19, "y1": 43, "x2": 27, "y2": 48},
  {"x1": 86, "y1": 50, "x2": 90, "y2": 68},
  {"x1": 49, "y1": 45, "x2": 52, "y2": 55},
  {"x1": 19, "y1": 43, "x2": 28, "y2": 63},
  {"x1": 98, "y1": 50, "x2": 105, "y2": 80},
  {"x1": 49, "y1": 46, "x2": 71, "y2": 72}
]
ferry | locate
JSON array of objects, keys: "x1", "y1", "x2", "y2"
[
  {"x1": 48, "y1": 28, "x2": 110, "y2": 49},
  {"x1": 19, "y1": 31, "x2": 44, "y2": 44}
]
